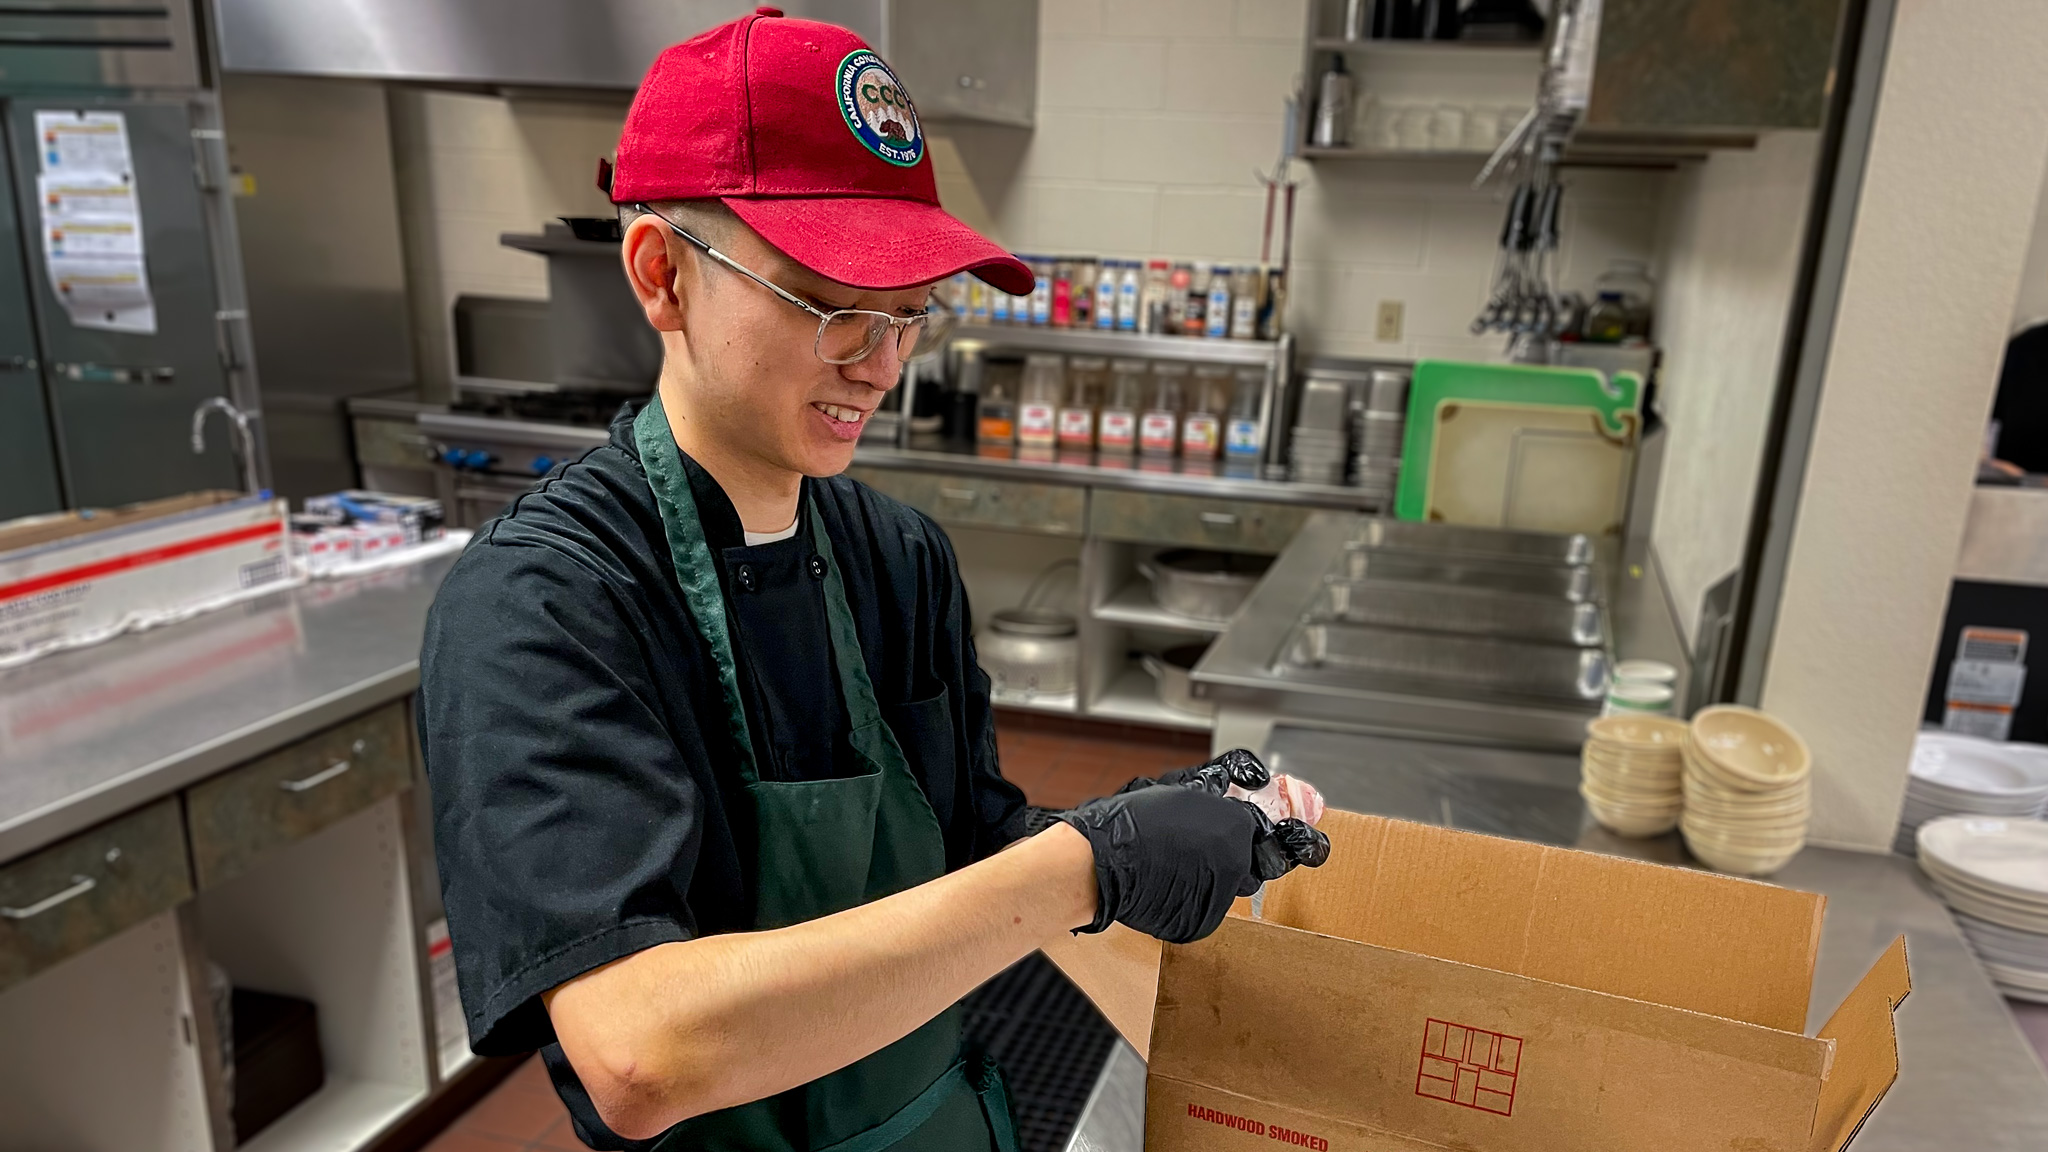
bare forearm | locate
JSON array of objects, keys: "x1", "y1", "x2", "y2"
[{"x1": 547, "y1": 824, "x2": 1097, "y2": 1137}]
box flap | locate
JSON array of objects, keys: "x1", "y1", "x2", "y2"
[
  {"x1": 1039, "y1": 924, "x2": 1161, "y2": 1059},
  {"x1": 0, "y1": 490, "x2": 245, "y2": 554},
  {"x1": 1260, "y1": 811, "x2": 1825, "y2": 1031},
  {"x1": 1808, "y1": 936, "x2": 1910, "y2": 1152},
  {"x1": 1152, "y1": 915, "x2": 1830, "y2": 1151}
]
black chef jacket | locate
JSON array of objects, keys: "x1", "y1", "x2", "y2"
[{"x1": 417, "y1": 402, "x2": 1030, "y2": 1079}]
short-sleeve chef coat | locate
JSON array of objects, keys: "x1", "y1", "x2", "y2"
[{"x1": 416, "y1": 402, "x2": 1029, "y2": 1105}]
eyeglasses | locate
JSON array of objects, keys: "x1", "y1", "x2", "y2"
[{"x1": 638, "y1": 203, "x2": 955, "y2": 366}]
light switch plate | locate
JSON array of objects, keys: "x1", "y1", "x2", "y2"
[{"x1": 1376, "y1": 300, "x2": 1404, "y2": 342}]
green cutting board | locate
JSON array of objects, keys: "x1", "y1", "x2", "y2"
[{"x1": 1394, "y1": 360, "x2": 1644, "y2": 525}]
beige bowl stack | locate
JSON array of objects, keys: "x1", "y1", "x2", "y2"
[
  {"x1": 1580, "y1": 715, "x2": 1688, "y2": 837},
  {"x1": 1679, "y1": 705, "x2": 1813, "y2": 876}
]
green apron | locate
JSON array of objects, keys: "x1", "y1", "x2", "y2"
[{"x1": 634, "y1": 398, "x2": 1019, "y2": 1152}]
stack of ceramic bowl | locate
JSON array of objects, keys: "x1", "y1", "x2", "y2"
[
  {"x1": 1917, "y1": 816, "x2": 2048, "y2": 1002},
  {"x1": 1580, "y1": 715, "x2": 1687, "y2": 837},
  {"x1": 1680, "y1": 706, "x2": 1812, "y2": 876},
  {"x1": 1349, "y1": 369, "x2": 1408, "y2": 508},
  {"x1": 1892, "y1": 731, "x2": 2048, "y2": 855}
]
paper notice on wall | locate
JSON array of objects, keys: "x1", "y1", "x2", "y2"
[{"x1": 33, "y1": 111, "x2": 155, "y2": 334}]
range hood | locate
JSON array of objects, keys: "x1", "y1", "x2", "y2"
[{"x1": 213, "y1": 0, "x2": 1037, "y2": 127}]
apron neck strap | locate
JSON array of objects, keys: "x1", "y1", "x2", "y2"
[
  {"x1": 634, "y1": 395, "x2": 762, "y2": 784},
  {"x1": 806, "y1": 501, "x2": 885, "y2": 734}
]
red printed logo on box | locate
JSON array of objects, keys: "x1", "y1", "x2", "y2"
[{"x1": 1416, "y1": 1018, "x2": 1521, "y2": 1116}]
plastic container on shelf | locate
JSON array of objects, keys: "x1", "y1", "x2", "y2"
[
  {"x1": 990, "y1": 272, "x2": 1011, "y2": 324},
  {"x1": 1183, "y1": 365, "x2": 1232, "y2": 458},
  {"x1": 1203, "y1": 266, "x2": 1232, "y2": 339},
  {"x1": 1142, "y1": 361, "x2": 1189, "y2": 457},
  {"x1": 1167, "y1": 263, "x2": 1195, "y2": 333},
  {"x1": 1017, "y1": 353, "x2": 1063, "y2": 447},
  {"x1": 1050, "y1": 258, "x2": 1076, "y2": 327},
  {"x1": 1140, "y1": 260, "x2": 1172, "y2": 334},
  {"x1": 1226, "y1": 366, "x2": 1266, "y2": 462},
  {"x1": 1181, "y1": 263, "x2": 1209, "y2": 337},
  {"x1": 1059, "y1": 355, "x2": 1108, "y2": 450},
  {"x1": 1071, "y1": 259, "x2": 1097, "y2": 328},
  {"x1": 1027, "y1": 256, "x2": 1054, "y2": 326},
  {"x1": 1100, "y1": 358, "x2": 1146, "y2": 454},
  {"x1": 1594, "y1": 258, "x2": 1656, "y2": 338},
  {"x1": 1116, "y1": 262, "x2": 1142, "y2": 332},
  {"x1": 976, "y1": 365, "x2": 1017, "y2": 445},
  {"x1": 1229, "y1": 266, "x2": 1259, "y2": 339},
  {"x1": 1094, "y1": 260, "x2": 1119, "y2": 330}
]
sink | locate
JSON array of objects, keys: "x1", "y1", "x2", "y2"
[{"x1": 1313, "y1": 580, "x2": 1605, "y2": 647}]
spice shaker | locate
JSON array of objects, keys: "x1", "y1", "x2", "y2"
[{"x1": 1311, "y1": 54, "x2": 1354, "y2": 148}]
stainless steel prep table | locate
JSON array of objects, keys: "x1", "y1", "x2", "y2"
[{"x1": 0, "y1": 553, "x2": 456, "y2": 865}]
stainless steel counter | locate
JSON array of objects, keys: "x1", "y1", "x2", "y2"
[
  {"x1": 1062, "y1": 724, "x2": 2048, "y2": 1151},
  {"x1": 0, "y1": 555, "x2": 456, "y2": 864}
]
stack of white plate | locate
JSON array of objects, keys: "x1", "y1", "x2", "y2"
[
  {"x1": 1893, "y1": 732, "x2": 2048, "y2": 855},
  {"x1": 1917, "y1": 816, "x2": 2048, "y2": 1002},
  {"x1": 1680, "y1": 705, "x2": 1812, "y2": 876},
  {"x1": 1580, "y1": 714, "x2": 1687, "y2": 837}
]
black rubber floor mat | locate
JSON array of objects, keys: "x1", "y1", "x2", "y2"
[{"x1": 962, "y1": 952, "x2": 1119, "y2": 1152}]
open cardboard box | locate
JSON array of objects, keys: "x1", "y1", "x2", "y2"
[{"x1": 1043, "y1": 810, "x2": 1908, "y2": 1152}]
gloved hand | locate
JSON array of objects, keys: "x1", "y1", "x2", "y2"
[
  {"x1": 1060, "y1": 751, "x2": 1332, "y2": 944},
  {"x1": 1124, "y1": 747, "x2": 1271, "y2": 796}
]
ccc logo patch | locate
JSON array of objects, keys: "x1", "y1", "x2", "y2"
[{"x1": 836, "y1": 49, "x2": 923, "y2": 167}]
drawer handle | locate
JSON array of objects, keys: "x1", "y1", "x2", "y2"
[
  {"x1": 939, "y1": 487, "x2": 980, "y2": 502},
  {"x1": 279, "y1": 760, "x2": 353, "y2": 793},
  {"x1": 1199, "y1": 512, "x2": 1240, "y2": 527},
  {"x1": 0, "y1": 874, "x2": 95, "y2": 920}
]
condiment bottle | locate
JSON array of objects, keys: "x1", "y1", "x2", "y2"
[
  {"x1": 1059, "y1": 355, "x2": 1107, "y2": 450},
  {"x1": 1094, "y1": 261, "x2": 1120, "y2": 330},
  {"x1": 1050, "y1": 259, "x2": 1075, "y2": 327},
  {"x1": 1027, "y1": 256, "x2": 1054, "y2": 326},
  {"x1": 1183, "y1": 365, "x2": 1230, "y2": 457},
  {"x1": 1116, "y1": 262, "x2": 1142, "y2": 332},
  {"x1": 1229, "y1": 266, "x2": 1259, "y2": 339},
  {"x1": 1226, "y1": 366, "x2": 1265, "y2": 462},
  {"x1": 968, "y1": 277, "x2": 991, "y2": 324},
  {"x1": 1017, "y1": 353, "x2": 1063, "y2": 447},
  {"x1": 1100, "y1": 359, "x2": 1146, "y2": 454},
  {"x1": 1071, "y1": 259, "x2": 1097, "y2": 328},
  {"x1": 1203, "y1": 266, "x2": 1232, "y2": 339},
  {"x1": 977, "y1": 365, "x2": 1017, "y2": 445},
  {"x1": 1141, "y1": 361, "x2": 1187, "y2": 456},
  {"x1": 1181, "y1": 263, "x2": 1209, "y2": 337},
  {"x1": 1167, "y1": 263, "x2": 1194, "y2": 333},
  {"x1": 1140, "y1": 260, "x2": 1172, "y2": 334},
  {"x1": 990, "y1": 274, "x2": 1011, "y2": 324}
]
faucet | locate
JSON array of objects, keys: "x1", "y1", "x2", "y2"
[{"x1": 191, "y1": 397, "x2": 260, "y2": 494}]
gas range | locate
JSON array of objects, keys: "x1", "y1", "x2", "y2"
[{"x1": 416, "y1": 388, "x2": 632, "y2": 526}]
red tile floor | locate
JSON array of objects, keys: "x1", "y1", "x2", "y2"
[{"x1": 416, "y1": 710, "x2": 1211, "y2": 1152}]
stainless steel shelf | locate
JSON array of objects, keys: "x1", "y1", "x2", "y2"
[
  {"x1": 852, "y1": 444, "x2": 1383, "y2": 511},
  {"x1": 1090, "y1": 667, "x2": 1212, "y2": 732},
  {"x1": 1092, "y1": 581, "x2": 1229, "y2": 635},
  {"x1": 952, "y1": 325, "x2": 1281, "y2": 367},
  {"x1": 1308, "y1": 38, "x2": 1543, "y2": 58}
]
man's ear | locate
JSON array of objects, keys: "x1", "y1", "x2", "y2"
[{"x1": 623, "y1": 214, "x2": 687, "y2": 332}]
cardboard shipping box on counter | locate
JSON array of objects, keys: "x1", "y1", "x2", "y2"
[
  {"x1": 1043, "y1": 811, "x2": 1909, "y2": 1152},
  {"x1": 0, "y1": 491, "x2": 292, "y2": 667}
]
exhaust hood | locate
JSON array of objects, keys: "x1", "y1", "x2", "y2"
[{"x1": 213, "y1": 0, "x2": 1037, "y2": 127}]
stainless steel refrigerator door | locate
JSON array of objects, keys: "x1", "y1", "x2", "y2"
[
  {"x1": 6, "y1": 97, "x2": 238, "y2": 507},
  {"x1": 0, "y1": 155, "x2": 62, "y2": 521}
]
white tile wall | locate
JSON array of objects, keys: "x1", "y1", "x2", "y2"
[{"x1": 963, "y1": 0, "x2": 1670, "y2": 361}]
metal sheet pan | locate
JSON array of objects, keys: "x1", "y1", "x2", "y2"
[
  {"x1": 1349, "y1": 518, "x2": 1595, "y2": 566},
  {"x1": 1337, "y1": 545, "x2": 1598, "y2": 602}
]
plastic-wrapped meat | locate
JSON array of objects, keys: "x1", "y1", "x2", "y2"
[{"x1": 1230, "y1": 774, "x2": 1326, "y2": 827}]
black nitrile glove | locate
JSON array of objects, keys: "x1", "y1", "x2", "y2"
[
  {"x1": 1119, "y1": 746, "x2": 1272, "y2": 797},
  {"x1": 1058, "y1": 773, "x2": 1332, "y2": 945}
]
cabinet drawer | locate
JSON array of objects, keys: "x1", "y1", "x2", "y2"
[
  {"x1": 1089, "y1": 490, "x2": 1310, "y2": 554},
  {"x1": 848, "y1": 468, "x2": 1086, "y2": 537},
  {"x1": 186, "y1": 701, "x2": 413, "y2": 889},
  {"x1": 0, "y1": 798, "x2": 191, "y2": 994}
]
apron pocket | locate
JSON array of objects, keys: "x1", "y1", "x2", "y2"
[{"x1": 746, "y1": 771, "x2": 883, "y2": 928}]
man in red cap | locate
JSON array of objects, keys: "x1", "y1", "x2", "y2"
[{"x1": 418, "y1": 10, "x2": 1327, "y2": 1150}]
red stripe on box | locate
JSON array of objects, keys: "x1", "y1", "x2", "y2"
[{"x1": 0, "y1": 520, "x2": 283, "y2": 602}]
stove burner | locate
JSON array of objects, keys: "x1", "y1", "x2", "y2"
[{"x1": 451, "y1": 390, "x2": 638, "y2": 429}]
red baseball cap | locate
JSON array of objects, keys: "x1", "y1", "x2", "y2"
[{"x1": 609, "y1": 6, "x2": 1034, "y2": 297}]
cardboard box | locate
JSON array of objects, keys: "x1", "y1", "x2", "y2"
[
  {"x1": 0, "y1": 491, "x2": 293, "y2": 666},
  {"x1": 1043, "y1": 811, "x2": 1908, "y2": 1152}
]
